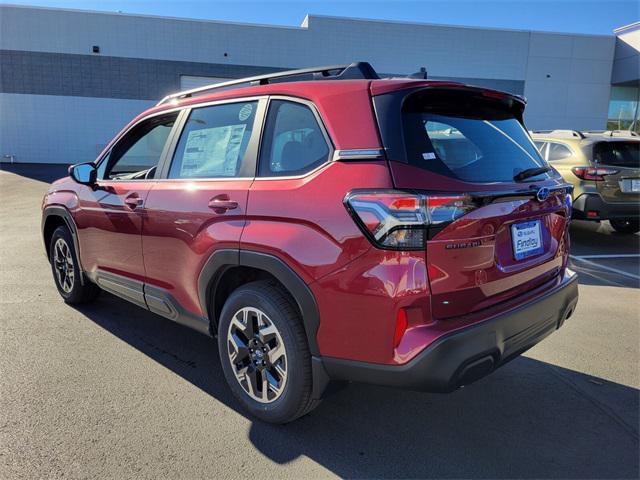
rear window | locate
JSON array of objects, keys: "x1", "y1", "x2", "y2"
[
  {"x1": 401, "y1": 91, "x2": 549, "y2": 183},
  {"x1": 593, "y1": 141, "x2": 639, "y2": 168}
]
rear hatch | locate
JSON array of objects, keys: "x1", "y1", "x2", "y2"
[
  {"x1": 591, "y1": 140, "x2": 640, "y2": 203},
  {"x1": 373, "y1": 84, "x2": 572, "y2": 319}
]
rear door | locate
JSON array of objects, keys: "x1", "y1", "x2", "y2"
[
  {"x1": 142, "y1": 98, "x2": 265, "y2": 317},
  {"x1": 591, "y1": 140, "x2": 640, "y2": 203},
  {"x1": 374, "y1": 86, "x2": 572, "y2": 319}
]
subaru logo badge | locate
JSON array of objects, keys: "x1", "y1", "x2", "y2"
[{"x1": 536, "y1": 187, "x2": 550, "y2": 202}]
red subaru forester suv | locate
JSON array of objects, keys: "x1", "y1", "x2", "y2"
[{"x1": 42, "y1": 63, "x2": 578, "y2": 423}]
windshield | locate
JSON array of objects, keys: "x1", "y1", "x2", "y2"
[
  {"x1": 403, "y1": 112, "x2": 549, "y2": 183},
  {"x1": 593, "y1": 141, "x2": 640, "y2": 168}
]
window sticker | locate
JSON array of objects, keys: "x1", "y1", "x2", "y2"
[
  {"x1": 180, "y1": 124, "x2": 246, "y2": 177},
  {"x1": 422, "y1": 152, "x2": 436, "y2": 160}
]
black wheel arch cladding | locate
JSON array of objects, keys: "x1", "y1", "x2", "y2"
[{"x1": 198, "y1": 249, "x2": 321, "y2": 356}]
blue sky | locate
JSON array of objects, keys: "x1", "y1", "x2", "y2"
[{"x1": 5, "y1": 0, "x2": 639, "y2": 35}]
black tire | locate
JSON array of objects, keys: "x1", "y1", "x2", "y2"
[
  {"x1": 49, "y1": 226, "x2": 100, "y2": 304},
  {"x1": 610, "y1": 218, "x2": 640, "y2": 234},
  {"x1": 217, "y1": 280, "x2": 320, "y2": 424}
]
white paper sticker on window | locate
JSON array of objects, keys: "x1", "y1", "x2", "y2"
[
  {"x1": 422, "y1": 152, "x2": 436, "y2": 160},
  {"x1": 238, "y1": 103, "x2": 253, "y2": 121},
  {"x1": 180, "y1": 124, "x2": 246, "y2": 177}
]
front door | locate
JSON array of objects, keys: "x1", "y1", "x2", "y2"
[{"x1": 75, "y1": 112, "x2": 179, "y2": 301}]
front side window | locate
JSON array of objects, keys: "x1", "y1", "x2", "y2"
[
  {"x1": 258, "y1": 100, "x2": 330, "y2": 177},
  {"x1": 547, "y1": 142, "x2": 573, "y2": 161},
  {"x1": 169, "y1": 101, "x2": 258, "y2": 179},
  {"x1": 99, "y1": 114, "x2": 177, "y2": 180}
]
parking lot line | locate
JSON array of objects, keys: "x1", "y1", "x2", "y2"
[
  {"x1": 570, "y1": 255, "x2": 640, "y2": 281},
  {"x1": 574, "y1": 254, "x2": 640, "y2": 259}
]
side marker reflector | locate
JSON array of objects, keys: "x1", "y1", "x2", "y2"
[{"x1": 394, "y1": 309, "x2": 408, "y2": 348}]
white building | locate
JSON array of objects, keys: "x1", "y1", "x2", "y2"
[{"x1": 1, "y1": 5, "x2": 638, "y2": 164}]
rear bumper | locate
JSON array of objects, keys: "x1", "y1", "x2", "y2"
[
  {"x1": 322, "y1": 269, "x2": 578, "y2": 392},
  {"x1": 573, "y1": 193, "x2": 639, "y2": 220}
]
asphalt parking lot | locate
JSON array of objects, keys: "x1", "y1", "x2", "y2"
[{"x1": 1, "y1": 164, "x2": 638, "y2": 479}]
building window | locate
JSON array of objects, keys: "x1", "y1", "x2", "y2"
[{"x1": 607, "y1": 86, "x2": 639, "y2": 133}]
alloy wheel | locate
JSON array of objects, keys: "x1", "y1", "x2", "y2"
[
  {"x1": 53, "y1": 238, "x2": 75, "y2": 293},
  {"x1": 227, "y1": 306, "x2": 288, "y2": 403}
]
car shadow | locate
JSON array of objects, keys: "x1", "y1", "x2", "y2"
[
  {"x1": 569, "y1": 220, "x2": 639, "y2": 289},
  {"x1": 570, "y1": 220, "x2": 639, "y2": 255},
  {"x1": 0, "y1": 163, "x2": 70, "y2": 184},
  {"x1": 73, "y1": 293, "x2": 640, "y2": 479}
]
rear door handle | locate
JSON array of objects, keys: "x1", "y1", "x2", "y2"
[
  {"x1": 208, "y1": 195, "x2": 239, "y2": 213},
  {"x1": 124, "y1": 193, "x2": 144, "y2": 210}
]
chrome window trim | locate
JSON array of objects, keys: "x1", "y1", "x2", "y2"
[
  {"x1": 95, "y1": 94, "x2": 340, "y2": 183},
  {"x1": 164, "y1": 97, "x2": 267, "y2": 180},
  {"x1": 96, "y1": 177, "x2": 256, "y2": 184},
  {"x1": 251, "y1": 160, "x2": 332, "y2": 182},
  {"x1": 94, "y1": 96, "x2": 268, "y2": 182}
]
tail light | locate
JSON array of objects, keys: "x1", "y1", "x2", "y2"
[
  {"x1": 345, "y1": 190, "x2": 475, "y2": 250},
  {"x1": 572, "y1": 166, "x2": 618, "y2": 181}
]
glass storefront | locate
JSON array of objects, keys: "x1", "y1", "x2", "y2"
[{"x1": 607, "y1": 86, "x2": 640, "y2": 133}]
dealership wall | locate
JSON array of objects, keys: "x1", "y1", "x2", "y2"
[{"x1": 0, "y1": 5, "x2": 618, "y2": 164}]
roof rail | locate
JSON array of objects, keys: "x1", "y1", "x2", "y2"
[
  {"x1": 608, "y1": 130, "x2": 638, "y2": 137},
  {"x1": 582, "y1": 130, "x2": 639, "y2": 138},
  {"x1": 157, "y1": 61, "x2": 380, "y2": 106},
  {"x1": 530, "y1": 129, "x2": 585, "y2": 139}
]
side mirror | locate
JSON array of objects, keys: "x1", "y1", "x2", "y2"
[{"x1": 69, "y1": 162, "x2": 97, "y2": 186}]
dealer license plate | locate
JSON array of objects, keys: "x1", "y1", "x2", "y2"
[{"x1": 511, "y1": 220, "x2": 543, "y2": 261}]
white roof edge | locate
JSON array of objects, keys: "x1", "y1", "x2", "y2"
[
  {"x1": 0, "y1": 3, "x2": 309, "y2": 30},
  {"x1": 0, "y1": 3, "x2": 616, "y2": 38},
  {"x1": 614, "y1": 21, "x2": 640, "y2": 34},
  {"x1": 303, "y1": 13, "x2": 615, "y2": 38}
]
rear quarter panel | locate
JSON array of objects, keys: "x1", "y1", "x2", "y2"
[{"x1": 241, "y1": 161, "x2": 392, "y2": 283}]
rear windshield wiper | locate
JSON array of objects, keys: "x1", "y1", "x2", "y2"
[{"x1": 514, "y1": 166, "x2": 551, "y2": 182}]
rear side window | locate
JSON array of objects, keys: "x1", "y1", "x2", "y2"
[
  {"x1": 258, "y1": 100, "x2": 330, "y2": 177},
  {"x1": 404, "y1": 113, "x2": 548, "y2": 183},
  {"x1": 169, "y1": 101, "x2": 257, "y2": 179},
  {"x1": 547, "y1": 142, "x2": 573, "y2": 161},
  {"x1": 593, "y1": 141, "x2": 639, "y2": 168}
]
